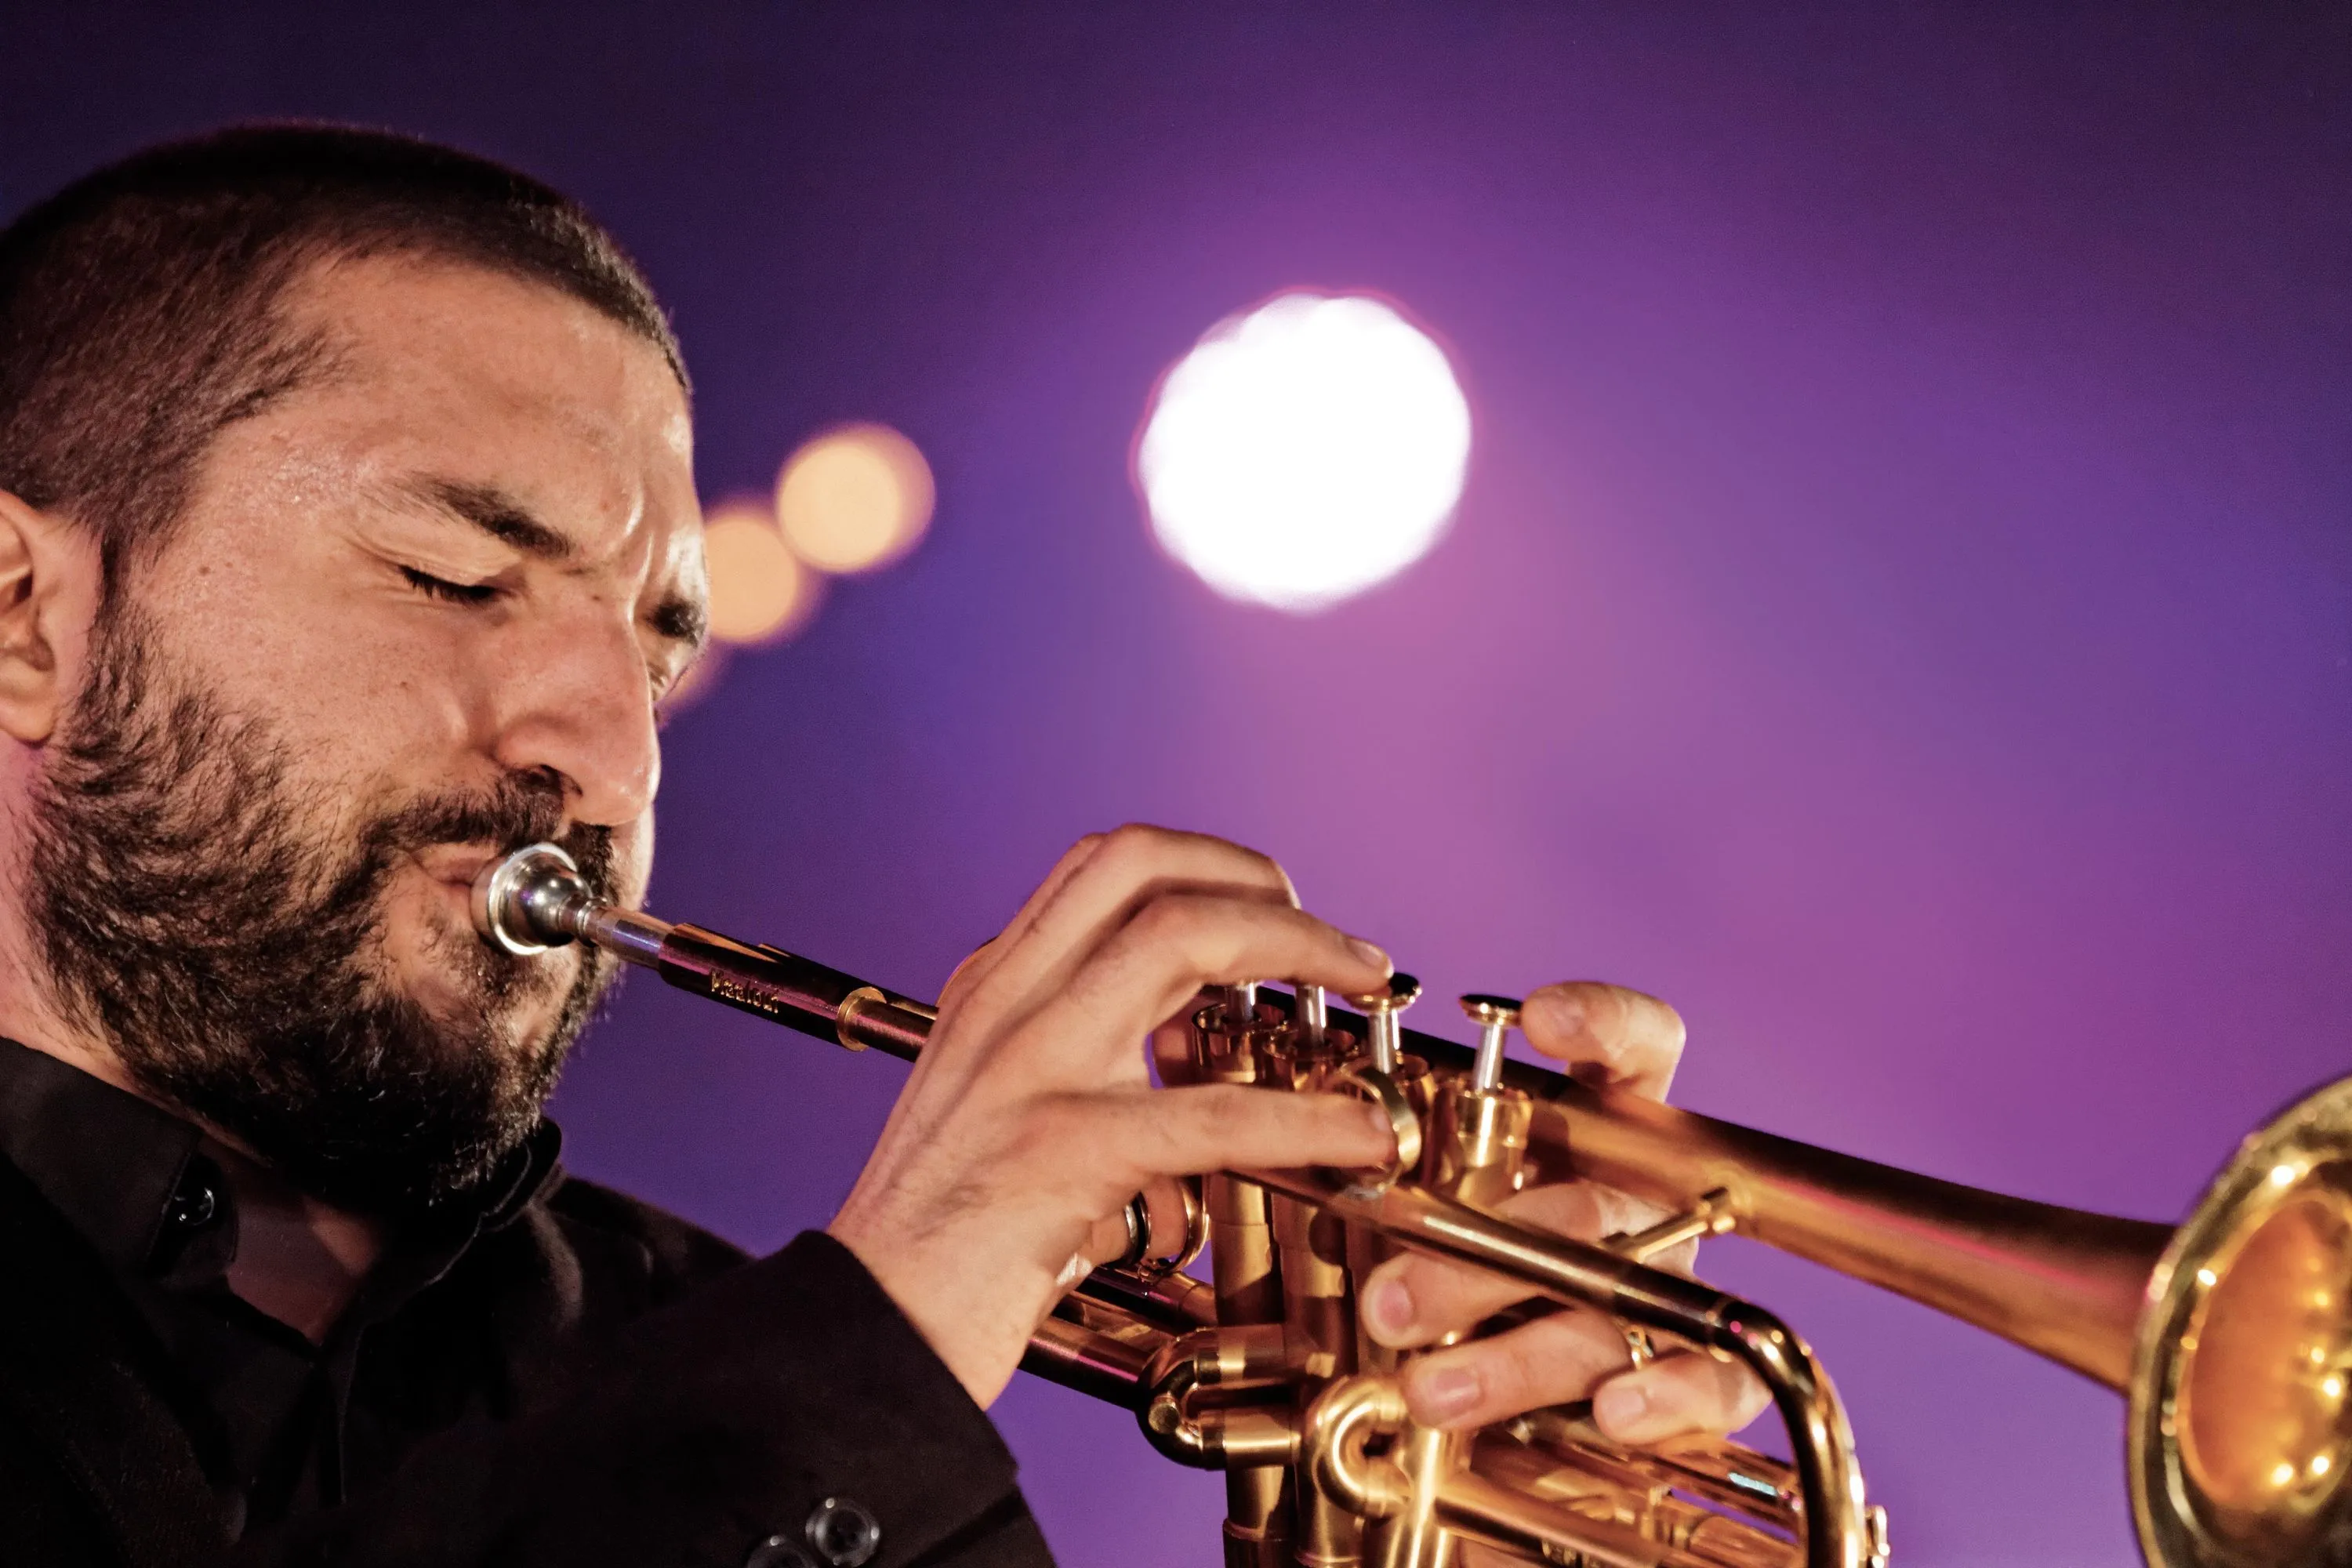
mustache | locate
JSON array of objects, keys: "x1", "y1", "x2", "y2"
[{"x1": 358, "y1": 771, "x2": 622, "y2": 910}]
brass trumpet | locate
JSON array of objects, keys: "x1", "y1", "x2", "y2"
[{"x1": 474, "y1": 843, "x2": 2352, "y2": 1568}]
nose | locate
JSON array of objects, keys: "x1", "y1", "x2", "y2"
[{"x1": 488, "y1": 608, "x2": 661, "y2": 826}]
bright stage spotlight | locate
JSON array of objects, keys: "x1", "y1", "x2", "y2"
[
  {"x1": 1135, "y1": 292, "x2": 1470, "y2": 612},
  {"x1": 775, "y1": 423, "x2": 935, "y2": 574}
]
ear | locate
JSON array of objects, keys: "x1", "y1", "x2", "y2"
[{"x1": 0, "y1": 489, "x2": 98, "y2": 746}]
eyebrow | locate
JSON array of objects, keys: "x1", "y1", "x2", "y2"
[
  {"x1": 413, "y1": 478, "x2": 577, "y2": 562},
  {"x1": 409, "y1": 476, "x2": 709, "y2": 650}
]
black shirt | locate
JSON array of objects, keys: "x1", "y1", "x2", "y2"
[
  {"x1": 0, "y1": 1037, "x2": 1051, "y2": 1567},
  {"x1": 0, "y1": 1038, "x2": 563, "y2": 1537}
]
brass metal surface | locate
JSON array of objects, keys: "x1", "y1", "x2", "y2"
[
  {"x1": 1523, "y1": 1085, "x2": 2169, "y2": 1390},
  {"x1": 470, "y1": 842, "x2": 2352, "y2": 1567},
  {"x1": 2130, "y1": 1075, "x2": 2352, "y2": 1568}
]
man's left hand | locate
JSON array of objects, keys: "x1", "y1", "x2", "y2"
[{"x1": 1356, "y1": 982, "x2": 1771, "y2": 1445}]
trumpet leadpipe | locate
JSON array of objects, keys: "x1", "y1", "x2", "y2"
[{"x1": 473, "y1": 841, "x2": 935, "y2": 1058}]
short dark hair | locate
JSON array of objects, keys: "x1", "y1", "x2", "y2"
[{"x1": 0, "y1": 123, "x2": 685, "y2": 593}]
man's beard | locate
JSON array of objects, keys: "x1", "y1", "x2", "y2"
[{"x1": 26, "y1": 608, "x2": 622, "y2": 1215}]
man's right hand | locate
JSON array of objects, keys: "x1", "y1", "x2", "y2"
[{"x1": 826, "y1": 825, "x2": 1397, "y2": 1408}]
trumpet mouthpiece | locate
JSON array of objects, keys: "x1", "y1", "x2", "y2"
[{"x1": 471, "y1": 842, "x2": 594, "y2": 956}]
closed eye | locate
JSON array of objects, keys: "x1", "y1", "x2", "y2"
[{"x1": 400, "y1": 565, "x2": 503, "y2": 606}]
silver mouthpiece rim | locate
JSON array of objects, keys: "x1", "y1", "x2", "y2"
[{"x1": 471, "y1": 841, "x2": 590, "y2": 956}]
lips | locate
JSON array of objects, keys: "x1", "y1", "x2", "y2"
[
  {"x1": 409, "y1": 844, "x2": 524, "y2": 943},
  {"x1": 414, "y1": 842, "x2": 506, "y2": 892}
]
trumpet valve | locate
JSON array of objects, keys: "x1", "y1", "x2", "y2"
[
  {"x1": 1193, "y1": 985, "x2": 1288, "y2": 1086},
  {"x1": 1457, "y1": 993, "x2": 1520, "y2": 1092},
  {"x1": 1345, "y1": 972, "x2": 1422, "y2": 1076},
  {"x1": 1425, "y1": 996, "x2": 1536, "y2": 1204},
  {"x1": 1257, "y1": 983, "x2": 1362, "y2": 1089},
  {"x1": 1294, "y1": 980, "x2": 1330, "y2": 1043}
]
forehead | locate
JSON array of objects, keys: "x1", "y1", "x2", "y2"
[
  {"x1": 285, "y1": 252, "x2": 688, "y2": 425},
  {"x1": 268, "y1": 253, "x2": 699, "y2": 565}
]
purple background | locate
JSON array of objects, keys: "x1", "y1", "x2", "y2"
[{"x1": 5, "y1": 6, "x2": 2349, "y2": 1563}]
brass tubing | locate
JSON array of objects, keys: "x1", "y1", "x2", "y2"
[
  {"x1": 1526, "y1": 1087, "x2": 2169, "y2": 1392},
  {"x1": 1207, "y1": 1177, "x2": 1291, "y2": 1560},
  {"x1": 1308, "y1": 1382, "x2": 1773, "y2": 1568},
  {"x1": 1070, "y1": 1264, "x2": 1219, "y2": 1331},
  {"x1": 1022, "y1": 1312, "x2": 1156, "y2": 1404},
  {"x1": 1189, "y1": 999, "x2": 1298, "y2": 1567},
  {"x1": 1381, "y1": 1425, "x2": 1460, "y2": 1568},
  {"x1": 1377, "y1": 1079, "x2": 1537, "y2": 1568},
  {"x1": 1287, "y1": 989, "x2": 2172, "y2": 1395},
  {"x1": 1277, "y1": 1196, "x2": 1366, "y2": 1566},
  {"x1": 1470, "y1": 1436, "x2": 1802, "y2": 1568},
  {"x1": 1239, "y1": 1171, "x2": 1875, "y2": 1568},
  {"x1": 1434, "y1": 1468, "x2": 1710, "y2": 1568},
  {"x1": 1138, "y1": 1323, "x2": 1300, "y2": 1469},
  {"x1": 655, "y1": 922, "x2": 937, "y2": 1061}
]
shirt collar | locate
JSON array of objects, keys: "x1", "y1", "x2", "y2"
[
  {"x1": 0, "y1": 1036, "x2": 564, "y2": 1279},
  {"x1": 0, "y1": 1036, "x2": 204, "y2": 1272}
]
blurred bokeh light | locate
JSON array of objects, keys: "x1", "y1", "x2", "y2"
[
  {"x1": 1135, "y1": 291, "x2": 1471, "y2": 612},
  {"x1": 702, "y1": 499, "x2": 814, "y2": 644},
  {"x1": 774, "y1": 423, "x2": 936, "y2": 573}
]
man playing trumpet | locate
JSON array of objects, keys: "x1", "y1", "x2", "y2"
[{"x1": 0, "y1": 125, "x2": 1759, "y2": 1566}]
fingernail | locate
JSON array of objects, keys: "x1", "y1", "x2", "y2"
[
  {"x1": 1417, "y1": 1367, "x2": 1480, "y2": 1425},
  {"x1": 1364, "y1": 1102, "x2": 1399, "y2": 1148},
  {"x1": 1593, "y1": 1379, "x2": 1651, "y2": 1435},
  {"x1": 1346, "y1": 935, "x2": 1389, "y2": 968},
  {"x1": 1363, "y1": 1276, "x2": 1414, "y2": 1341}
]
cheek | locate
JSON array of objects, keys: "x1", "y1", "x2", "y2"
[
  {"x1": 607, "y1": 817, "x2": 655, "y2": 906},
  {"x1": 376, "y1": 865, "x2": 580, "y2": 1027},
  {"x1": 146, "y1": 551, "x2": 487, "y2": 773},
  {"x1": 234, "y1": 652, "x2": 481, "y2": 833}
]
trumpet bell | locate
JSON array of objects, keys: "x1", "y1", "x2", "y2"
[{"x1": 2136, "y1": 1074, "x2": 2352, "y2": 1567}]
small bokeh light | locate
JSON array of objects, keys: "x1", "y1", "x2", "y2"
[
  {"x1": 666, "y1": 430, "x2": 932, "y2": 717},
  {"x1": 775, "y1": 423, "x2": 936, "y2": 574},
  {"x1": 702, "y1": 499, "x2": 815, "y2": 644},
  {"x1": 1135, "y1": 292, "x2": 1471, "y2": 612}
]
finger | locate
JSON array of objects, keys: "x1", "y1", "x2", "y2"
[
  {"x1": 1396, "y1": 1307, "x2": 1638, "y2": 1429},
  {"x1": 1083, "y1": 1083, "x2": 1396, "y2": 1191},
  {"x1": 1149, "y1": 1014, "x2": 1197, "y2": 1085},
  {"x1": 1519, "y1": 982, "x2": 1686, "y2": 1098},
  {"x1": 1141, "y1": 1175, "x2": 1196, "y2": 1261},
  {"x1": 958, "y1": 825, "x2": 1301, "y2": 1036},
  {"x1": 1593, "y1": 1348, "x2": 1772, "y2": 1444},
  {"x1": 936, "y1": 940, "x2": 1000, "y2": 1022},
  {"x1": 935, "y1": 833, "x2": 1109, "y2": 1018},
  {"x1": 1359, "y1": 1182, "x2": 1675, "y2": 1347},
  {"x1": 1015, "y1": 895, "x2": 1388, "y2": 1078},
  {"x1": 1069, "y1": 1179, "x2": 1191, "y2": 1271},
  {"x1": 1081, "y1": 1209, "x2": 1131, "y2": 1271}
]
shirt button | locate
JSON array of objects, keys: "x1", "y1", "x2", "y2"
[
  {"x1": 804, "y1": 1497, "x2": 881, "y2": 1567},
  {"x1": 743, "y1": 1536, "x2": 815, "y2": 1568},
  {"x1": 165, "y1": 1174, "x2": 217, "y2": 1231}
]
